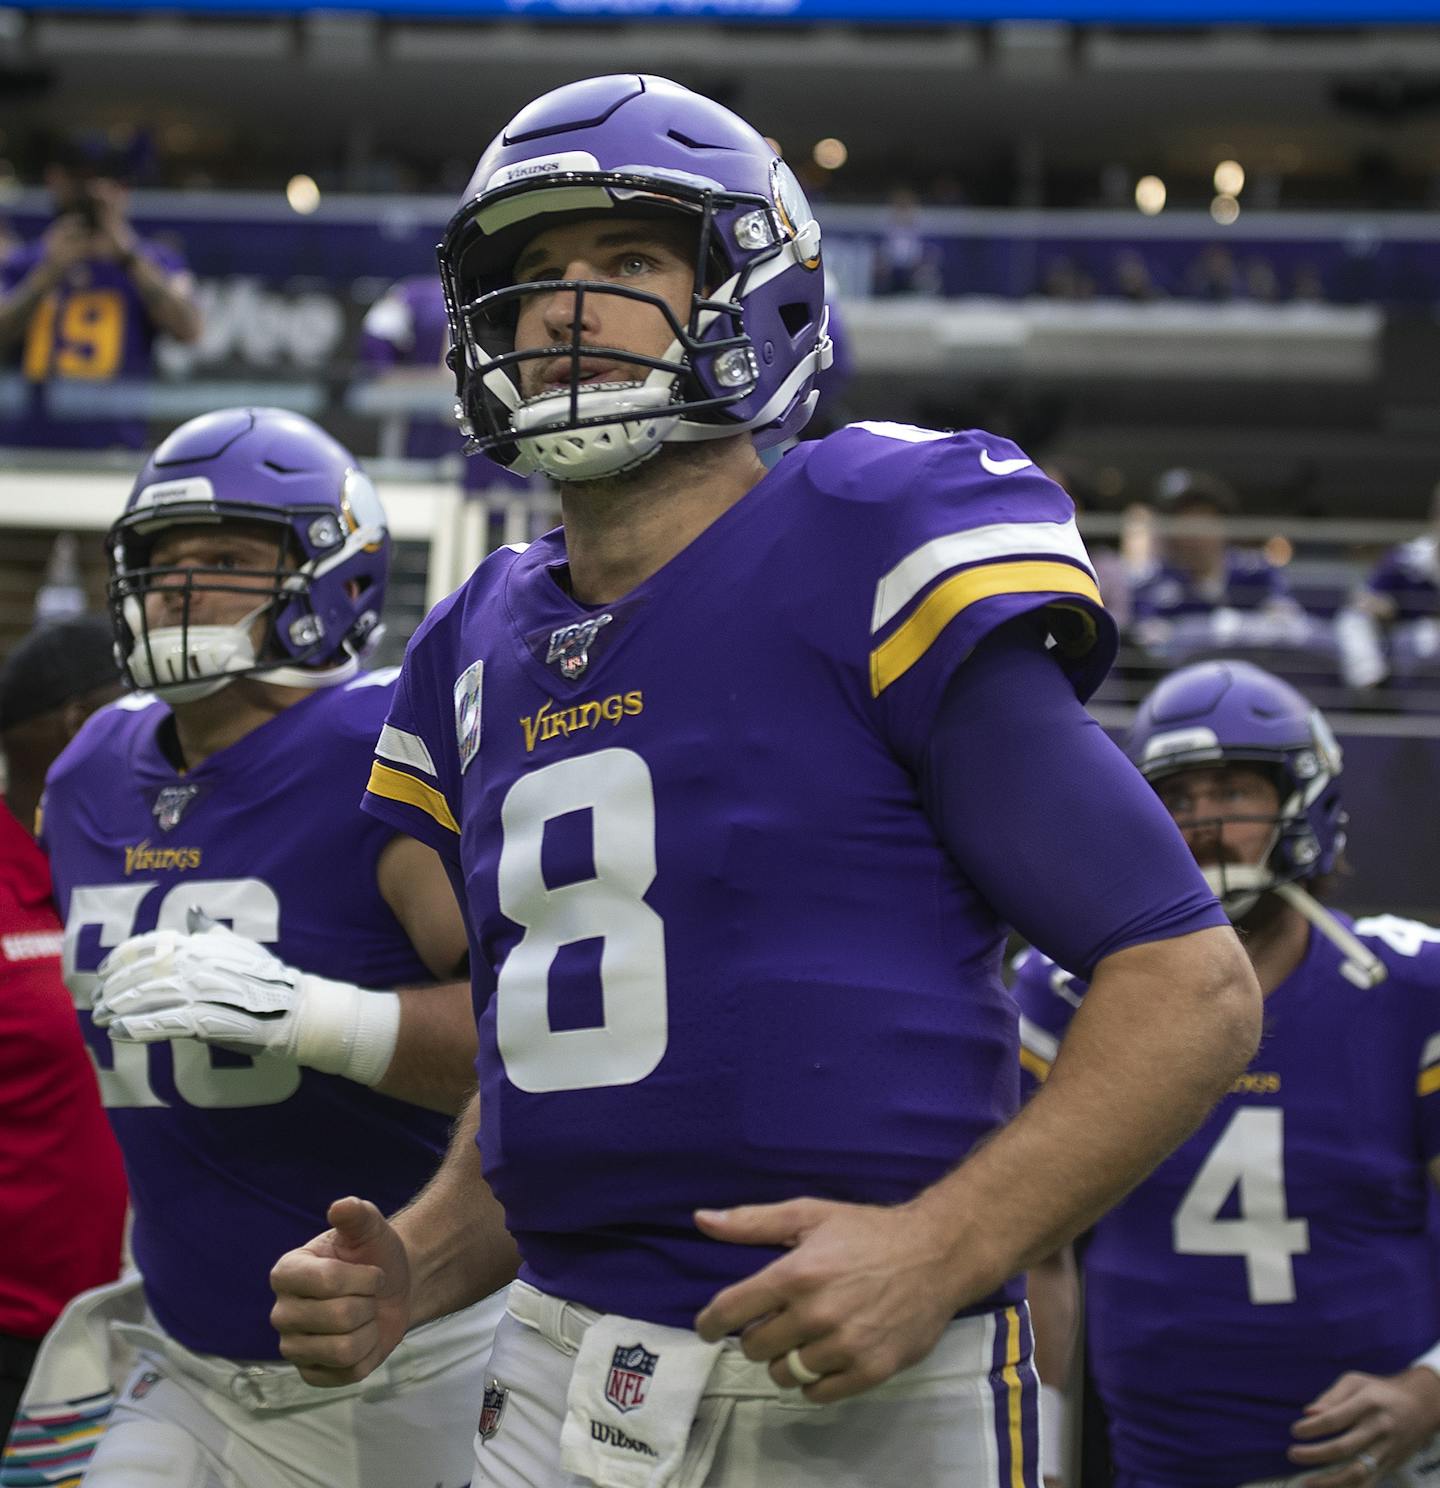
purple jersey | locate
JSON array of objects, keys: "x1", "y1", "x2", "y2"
[
  {"x1": 359, "y1": 275, "x2": 451, "y2": 380},
  {"x1": 358, "y1": 273, "x2": 542, "y2": 499},
  {"x1": 42, "y1": 676, "x2": 451, "y2": 1360},
  {"x1": 1014, "y1": 918, "x2": 1440, "y2": 1487},
  {"x1": 362, "y1": 420, "x2": 1115, "y2": 1327},
  {"x1": 1365, "y1": 535, "x2": 1439, "y2": 623},
  {"x1": 1131, "y1": 551, "x2": 1290, "y2": 621},
  {"x1": 0, "y1": 238, "x2": 186, "y2": 450}
]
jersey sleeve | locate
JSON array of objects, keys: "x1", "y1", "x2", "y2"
[
  {"x1": 361, "y1": 624, "x2": 464, "y2": 866},
  {"x1": 1010, "y1": 946, "x2": 1087, "y2": 1098},
  {"x1": 846, "y1": 423, "x2": 1118, "y2": 758},
  {"x1": 1347, "y1": 916, "x2": 1440, "y2": 1162}
]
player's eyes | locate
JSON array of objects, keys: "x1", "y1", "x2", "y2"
[{"x1": 616, "y1": 253, "x2": 656, "y2": 276}]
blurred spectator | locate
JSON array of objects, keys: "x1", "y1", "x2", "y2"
[
  {"x1": 1292, "y1": 261, "x2": 1328, "y2": 303},
  {"x1": 1242, "y1": 255, "x2": 1281, "y2": 303},
  {"x1": 357, "y1": 272, "x2": 549, "y2": 509},
  {"x1": 0, "y1": 617, "x2": 127, "y2": 1450},
  {"x1": 1183, "y1": 243, "x2": 1242, "y2": 302},
  {"x1": 1039, "y1": 255, "x2": 1097, "y2": 301},
  {"x1": 1131, "y1": 468, "x2": 1304, "y2": 648},
  {"x1": 0, "y1": 142, "x2": 201, "y2": 450},
  {"x1": 1336, "y1": 482, "x2": 1440, "y2": 690},
  {"x1": 357, "y1": 273, "x2": 458, "y2": 462},
  {"x1": 873, "y1": 188, "x2": 942, "y2": 296},
  {"x1": 1112, "y1": 249, "x2": 1163, "y2": 302}
]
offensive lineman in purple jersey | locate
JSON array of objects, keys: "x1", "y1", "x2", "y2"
[
  {"x1": 270, "y1": 76, "x2": 1260, "y2": 1487},
  {"x1": 1019, "y1": 660, "x2": 1440, "y2": 1488},
  {"x1": 38, "y1": 409, "x2": 508, "y2": 1487}
]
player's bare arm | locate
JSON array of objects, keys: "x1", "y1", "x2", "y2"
[
  {"x1": 697, "y1": 924, "x2": 1260, "y2": 1403},
  {"x1": 371, "y1": 832, "x2": 478, "y2": 1114},
  {"x1": 270, "y1": 1092, "x2": 517, "y2": 1385}
]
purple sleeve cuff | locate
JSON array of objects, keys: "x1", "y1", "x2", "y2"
[{"x1": 920, "y1": 618, "x2": 1227, "y2": 977}]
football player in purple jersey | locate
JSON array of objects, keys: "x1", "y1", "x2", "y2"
[
  {"x1": 1019, "y1": 660, "x2": 1440, "y2": 1488},
  {"x1": 270, "y1": 76, "x2": 1260, "y2": 1488},
  {"x1": 37, "y1": 408, "x2": 509, "y2": 1488}
]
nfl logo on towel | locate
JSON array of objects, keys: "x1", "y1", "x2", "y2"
[
  {"x1": 478, "y1": 1379, "x2": 507, "y2": 1441},
  {"x1": 605, "y1": 1343, "x2": 658, "y2": 1413}
]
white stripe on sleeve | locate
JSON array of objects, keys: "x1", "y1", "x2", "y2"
[
  {"x1": 871, "y1": 518, "x2": 1096, "y2": 634},
  {"x1": 376, "y1": 724, "x2": 438, "y2": 778}
]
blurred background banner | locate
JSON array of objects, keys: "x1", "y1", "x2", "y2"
[{"x1": 5, "y1": 0, "x2": 1440, "y2": 18}]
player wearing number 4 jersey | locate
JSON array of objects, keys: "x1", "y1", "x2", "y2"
[
  {"x1": 1019, "y1": 660, "x2": 1440, "y2": 1488},
  {"x1": 37, "y1": 408, "x2": 507, "y2": 1488},
  {"x1": 270, "y1": 75, "x2": 1260, "y2": 1488}
]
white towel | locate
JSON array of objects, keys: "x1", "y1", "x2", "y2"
[
  {"x1": 1, "y1": 1272, "x2": 144, "y2": 1484},
  {"x1": 559, "y1": 1312, "x2": 725, "y2": 1488}
]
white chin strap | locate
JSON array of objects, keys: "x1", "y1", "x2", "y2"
[
  {"x1": 1202, "y1": 865, "x2": 1387, "y2": 989},
  {"x1": 124, "y1": 598, "x2": 359, "y2": 704}
]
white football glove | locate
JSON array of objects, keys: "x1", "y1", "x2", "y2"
[{"x1": 92, "y1": 917, "x2": 400, "y2": 1086}]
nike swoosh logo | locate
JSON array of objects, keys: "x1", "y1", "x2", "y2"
[{"x1": 979, "y1": 451, "x2": 1034, "y2": 476}]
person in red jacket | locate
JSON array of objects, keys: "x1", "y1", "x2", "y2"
[{"x1": 0, "y1": 615, "x2": 128, "y2": 1447}]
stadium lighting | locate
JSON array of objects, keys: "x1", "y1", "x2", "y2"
[
  {"x1": 1135, "y1": 175, "x2": 1167, "y2": 215},
  {"x1": 287, "y1": 174, "x2": 322, "y2": 215},
  {"x1": 1210, "y1": 193, "x2": 1240, "y2": 225},
  {"x1": 1214, "y1": 160, "x2": 1246, "y2": 196},
  {"x1": 813, "y1": 137, "x2": 848, "y2": 170}
]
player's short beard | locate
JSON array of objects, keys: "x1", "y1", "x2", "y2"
[{"x1": 1233, "y1": 887, "x2": 1289, "y2": 939}]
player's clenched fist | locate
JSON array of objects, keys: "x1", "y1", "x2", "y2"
[{"x1": 270, "y1": 1196, "x2": 413, "y2": 1386}]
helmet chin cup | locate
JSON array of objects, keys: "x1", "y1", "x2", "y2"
[
  {"x1": 1200, "y1": 862, "x2": 1272, "y2": 921},
  {"x1": 124, "y1": 605, "x2": 265, "y2": 702},
  {"x1": 514, "y1": 383, "x2": 679, "y2": 482}
]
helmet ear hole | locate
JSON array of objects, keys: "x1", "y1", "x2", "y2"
[{"x1": 779, "y1": 302, "x2": 812, "y2": 338}]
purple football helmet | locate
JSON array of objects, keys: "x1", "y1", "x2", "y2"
[
  {"x1": 1126, "y1": 659, "x2": 1346, "y2": 898},
  {"x1": 438, "y1": 73, "x2": 832, "y2": 482},
  {"x1": 107, "y1": 407, "x2": 389, "y2": 701}
]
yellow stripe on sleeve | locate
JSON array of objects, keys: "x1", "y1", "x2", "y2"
[
  {"x1": 869, "y1": 560, "x2": 1103, "y2": 696},
  {"x1": 1418, "y1": 1065, "x2": 1440, "y2": 1098},
  {"x1": 1019, "y1": 1046, "x2": 1052, "y2": 1084},
  {"x1": 365, "y1": 761, "x2": 460, "y2": 835}
]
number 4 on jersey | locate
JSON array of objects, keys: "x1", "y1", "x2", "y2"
[{"x1": 1173, "y1": 1107, "x2": 1310, "y2": 1304}]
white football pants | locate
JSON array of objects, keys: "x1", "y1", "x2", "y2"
[
  {"x1": 79, "y1": 1290, "x2": 507, "y2": 1488},
  {"x1": 471, "y1": 1280, "x2": 1041, "y2": 1488}
]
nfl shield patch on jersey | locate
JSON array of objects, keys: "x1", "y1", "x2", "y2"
[
  {"x1": 152, "y1": 785, "x2": 199, "y2": 832},
  {"x1": 604, "y1": 1343, "x2": 657, "y2": 1414},
  {"x1": 546, "y1": 615, "x2": 612, "y2": 681},
  {"x1": 478, "y1": 1378, "x2": 507, "y2": 1441}
]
